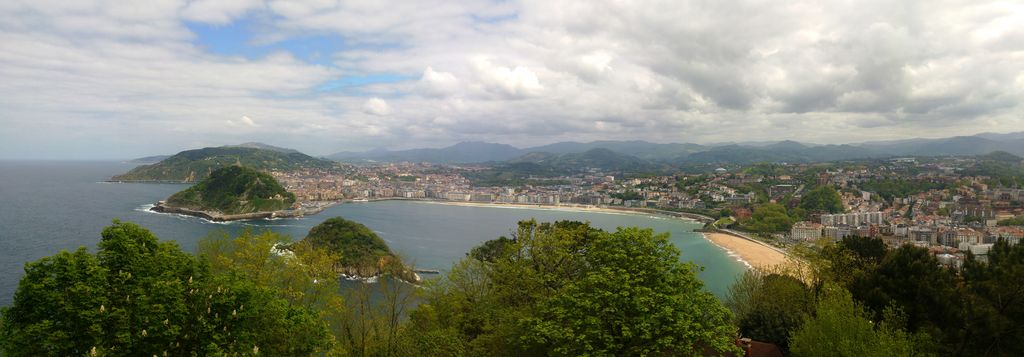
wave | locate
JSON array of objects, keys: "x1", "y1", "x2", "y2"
[{"x1": 702, "y1": 235, "x2": 754, "y2": 270}]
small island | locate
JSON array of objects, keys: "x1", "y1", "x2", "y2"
[
  {"x1": 303, "y1": 217, "x2": 421, "y2": 282},
  {"x1": 151, "y1": 165, "x2": 317, "y2": 221}
]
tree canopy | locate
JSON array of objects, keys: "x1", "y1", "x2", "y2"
[
  {"x1": 303, "y1": 217, "x2": 392, "y2": 268},
  {"x1": 799, "y1": 185, "x2": 844, "y2": 214},
  {"x1": 0, "y1": 220, "x2": 330, "y2": 356},
  {"x1": 743, "y1": 203, "x2": 797, "y2": 233},
  {"x1": 406, "y1": 220, "x2": 739, "y2": 356}
]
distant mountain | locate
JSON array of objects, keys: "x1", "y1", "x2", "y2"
[
  {"x1": 329, "y1": 141, "x2": 524, "y2": 163},
  {"x1": 976, "y1": 151, "x2": 1024, "y2": 164},
  {"x1": 161, "y1": 165, "x2": 295, "y2": 215},
  {"x1": 511, "y1": 148, "x2": 666, "y2": 173},
  {"x1": 974, "y1": 132, "x2": 1024, "y2": 141},
  {"x1": 327, "y1": 132, "x2": 1024, "y2": 165},
  {"x1": 223, "y1": 142, "x2": 300, "y2": 154},
  {"x1": 527, "y1": 140, "x2": 706, "y2": 161},
  {"x1": 126, "y1": 155, "x2": 170, "y2": 164},
  {"x1": 329, "y1": 140, "x2": 708, "y2": 163},
  {"x1": 681, "y1": 141, "x2": 879, "y2": 165},
  {"x1": 112, "y1": 145, "x2": 337, "y2": 182}
]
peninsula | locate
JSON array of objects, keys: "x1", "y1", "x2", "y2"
[{"x1": 151, "y1": 165, "x2": 316, "y2": 221}]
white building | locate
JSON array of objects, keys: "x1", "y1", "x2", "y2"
[
  {"x1": 821, "y1": 211, "x2": 886, "y2": 226},
  {"x1": 791, "y1": 221, "x2": 823, "y2": 241}
]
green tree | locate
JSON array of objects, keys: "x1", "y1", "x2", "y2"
[
  {"x1": 744, "y1": 203, "x2": 796, "y2": 233},
  {"x1": 850, "y1": 245, "x2": 962, "y2": 351},
  {"x1": 958, "y1": 239, "x2": 1024, "y2": 355},
  {"x1": 799, "y1": 185, "x2": 844, "y2": 214},
  {"x1": 0, "y1": 220, "x2": 330, "y2": 356},
  {"x1": 726, "y1": 270, "x2": 815, "y2": 353},
  {"x1": 789, "y1": 284, "x2": 925, "y2": 357},
  {"x1": 409, "y1": 220, "x2": 740, "y2": 356}
]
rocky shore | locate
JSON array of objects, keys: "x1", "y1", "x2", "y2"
[{"x1": 150, "y1": 201, "x2": 332, "y2": 222}]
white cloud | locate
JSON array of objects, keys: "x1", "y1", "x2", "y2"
[
  {"x1": 419, "y1": 66, "x2": 460, "y2": 97},
  {"x1": 469, "y1": 56, "x2": 544, "y2": 98},
  {"x1": 1, "y1": 0, "x2": 1023, "y2": 158},
  {"x1": 228, "y1": 115, "x2": 257, "y2": 126},
  {"x1": 362, "y1": 97, "x2": 392, "y2": 116},
  {"x1": 180, "y1": 0, "x2": 264, "y2": 25}
]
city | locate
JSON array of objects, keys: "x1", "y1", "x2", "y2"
[{"x1": 273, "y1": 153, "x2": 1024, "y2": 268}]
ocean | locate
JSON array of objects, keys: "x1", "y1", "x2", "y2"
[{"x1": 0, "y1": 160, "x2": 745, "y2": 306}]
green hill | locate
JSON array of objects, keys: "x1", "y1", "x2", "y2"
[
  {"x1": 303, "y1": 217, "x2": 413, "y2": 280},
  {"x1": 164, "y1": 166, "x2": 296, "y2": 215},
  {"x1": 112, "y1": 145, "x2": 337, "y2": 182}
]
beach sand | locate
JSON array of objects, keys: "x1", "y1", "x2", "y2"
[
  {"x1": 703, "y1": 232, "x2": 790, "y2": 270},
  {"x1": 415, "y1": 200, "x2": 679, "y2": 218}
]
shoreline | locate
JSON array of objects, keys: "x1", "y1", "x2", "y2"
[
  {"x1": 150, "y1": 201, "x2": 337, "y2": 222},
  {"x1": 702, "y1": 232, "x2": 790, "y2": 270},
  {"x1": 362, "y1": 198, "x2": 714, "y2": 223}
]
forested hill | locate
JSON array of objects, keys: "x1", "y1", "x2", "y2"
[
  {"x1": 164, "y1": 165, "x2": 295, "y2": 215},
  {"x1": 112, "y1": 146, "x2": 337, "y2": 182},
  {"x1": 302, "y1": 217, "x2": 416, "y2": 281}
]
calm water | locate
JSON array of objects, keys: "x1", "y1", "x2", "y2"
[{"x1": 0, "y1": 161, "x2": 745, "y2": 306}]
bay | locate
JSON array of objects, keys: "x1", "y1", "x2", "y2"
[{"x1": 0, "y1": 160, "x2": 745, "y2": 306}]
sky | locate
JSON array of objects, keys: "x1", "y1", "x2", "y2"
[{"x1": 0, "y1": 0, "x2": 1022, "y2": 159}]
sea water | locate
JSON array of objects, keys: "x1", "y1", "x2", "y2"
[{"x1": 0, "y1": 161, "x2": 745, "y2": 306}]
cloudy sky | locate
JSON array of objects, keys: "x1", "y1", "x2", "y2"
[{"x1": 1, "y1": 0, "x2": 1022, "y2": 159}]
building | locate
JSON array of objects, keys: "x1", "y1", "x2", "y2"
[
  {"x1": 993, "y1": 226, "x2": 1024, "y2": 246},
  {"x1": 823, "y1": 226, "x2": 852, "y2": 240},
  {"x1": 768, "y1": 184, "x2": 795, "y2": 198},
  {"x1": 791, "y1": 221, "x2": 823, "y2": 241},
  {"x1": 820, "y1": 211, "x2": 886, "y2": 226}
]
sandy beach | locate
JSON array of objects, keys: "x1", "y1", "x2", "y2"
[
  {"x1": 703, "y1": 232, "x2": 790, "y2": 270},
  {"x1": 410, "y1": 200, "x2": 688, "y2": 218}
]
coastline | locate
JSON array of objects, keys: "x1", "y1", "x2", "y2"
[
  {"x1": 703, "y1": 232, "x2": 790, "y2": 270},
  {"x1": 369, "y1": 198, "x2": 714, "y2": 223},
  {"x1": 150, "y1": 201, "x2": 337, "y2": 222}
]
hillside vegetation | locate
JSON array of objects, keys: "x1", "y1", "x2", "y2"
[
  {"x1": 112, "y1": 146, "x2": 337, "y2": 182},
  {"x1": 303, "y1": 217, "x2": 407, "y2": 279},
  {"x1": 165, "y1": 166, "x2": 295, "y2": 214}
]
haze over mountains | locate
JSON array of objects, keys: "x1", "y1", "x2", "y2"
[
  {"x1": 121, "y1": 131, "x2": 1024, "y2": 182},
  {"x1": 328, "y1": 132, "x2": 1024, "y2": 165}
]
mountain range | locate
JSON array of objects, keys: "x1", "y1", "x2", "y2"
[{"x1": 327, "y1": 132, "x2": 1024, "y2": 165}]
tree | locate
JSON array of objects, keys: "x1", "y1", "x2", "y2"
[
  {"x1": 726, "y1": 270, "x2": 815, "y2": 353},
  {"x1": 744, "y1": 203, "x2": 796, "y2": 233},
  {"x1": 958, "y1": 239, "x2": 1024, "y2": 356},
  {"x1": 850, "y1": 245, "x2": 962, "y2": 351},
  {"x1": 789, "y1": 284, "x2": 924, "y2": 357},
  {"x1": 799, "y1": 185, "x2": 844, "y2": 214},
  {"x1": 0, "y1": 220, "x2": 331, "y2": 356},
  {"x1": 408, "y1": 220, "x2": 740, "y2": 356},
  {"x1": 839, "y1": 236, "x2": 887, "y2": 265}
]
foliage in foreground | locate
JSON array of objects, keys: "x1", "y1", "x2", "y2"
[
  {"x1": 406, "y1": 220, "x2": 740, "y2": 356},
  {"x1": 198, "y1": 229, "x2": 417, "y2": 356},
  {"x1": 733, "y1": 235, "x2": 1024, "y2": 356},
  {"x1": 0, "y1": 221, "x2": 329, "y2": 356}
]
